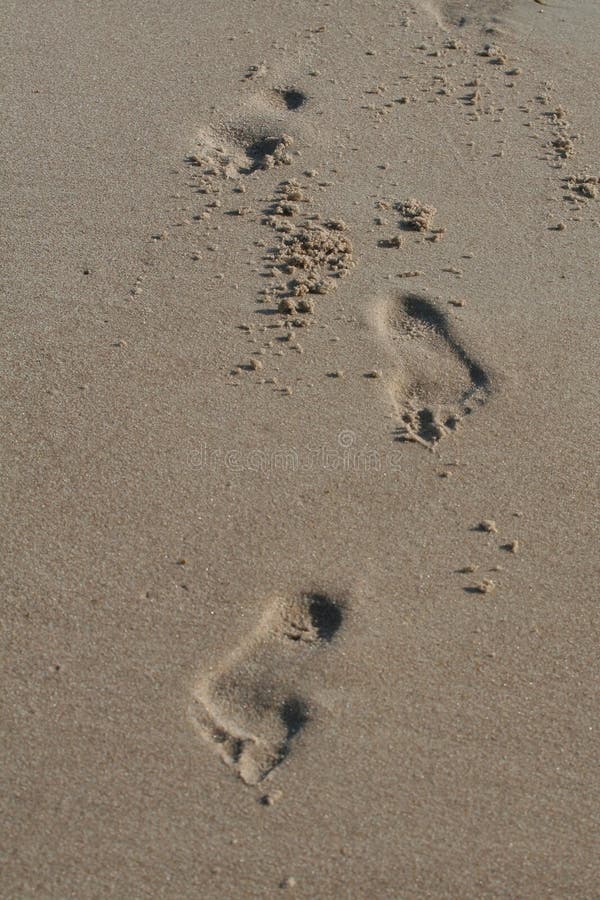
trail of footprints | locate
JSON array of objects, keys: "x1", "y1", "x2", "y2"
[
  {"x1": 176, "y1": 6, "x2": 598, "y2": 446},
  {"x1": 132, "y1": 0, "x2": 599, "y2": 429},
  {"x1": 187, "y1": 115, "x2": 491, "y2": 446},
  {"x1": 189, "y1": 591, "x2": 344, "y2": 785},
  {"x1": 173, "y1": 6, "x2": 592, "y2": 783}
]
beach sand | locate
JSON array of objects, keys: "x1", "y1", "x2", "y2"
[{"x1": 1, "y1": 0, "x2": 599, "y2": 896}]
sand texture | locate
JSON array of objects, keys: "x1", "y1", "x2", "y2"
[{"x1": 2, "y1": 0, "x2": 599, "y2": 896}]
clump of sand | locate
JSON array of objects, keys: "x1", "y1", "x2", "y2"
[
  {"x1": 273, "y1": 223, "x2": 354, "y2": 314},
  {"x1": 262, "y1": 181, "x2": 354, "y2": 319},
  {"x1": 397, "y1": 198, "x2": 437, "y2": 232},
  {"x1": 565, "y1": 174, "x2": 598, "y2": 199}
]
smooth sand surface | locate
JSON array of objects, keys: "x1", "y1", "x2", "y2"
[{"x1": 2, "y1": 0, "x2": 599, "y2": 896}]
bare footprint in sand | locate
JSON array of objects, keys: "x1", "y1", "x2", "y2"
[
  {"x1": 189, "y1": 121, "x2": 295, "y2": 178},
  {"x1": 372, "y1": 292, "x2": 491, "y2": 447},
  {"x1": 189, "y1": 591, "x2": 344, "y2": 785},
  {"x1": 419, "y1": 0, "x2": 510, "y2": 29},
  {"x1": 187, "y1": 74, "x2": 313, "y2": 181}
]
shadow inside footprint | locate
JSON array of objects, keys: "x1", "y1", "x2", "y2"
[
  {"x1": 277, "y1": 697, "x2": 309, "y2": 764},
  {"x1": 402, "y1": 294, "x2": 490, "y2": 392},
  {"x1": 190, "y1": 590, "x2": 344, "y2": 785},
  {"x1": 273, "y1": 87, "x2": 307, "y2": 111},
  {"x1": 308, "y1": 593, "x2": 343, "y2": 640},
  {"x1": 284, "y1": 592, "x2": 343, "y2": 643}
]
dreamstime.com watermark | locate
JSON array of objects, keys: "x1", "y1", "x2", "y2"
[{"x1": 188, "y1": 430, "x2": 408, "y2": 477}]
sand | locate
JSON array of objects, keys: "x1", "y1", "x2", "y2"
[{"x1": 1, "y1": 0, "x2": 599, "y2": 896}]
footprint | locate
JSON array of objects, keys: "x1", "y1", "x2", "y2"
[
  {"x1": 189, "y1": 590, "x2": 344, "y2": 785},
  {"x1": 189, "y1": 120, "x2": 294, "y2": 178},
  {"x1": 188, "y1": 75, "x2": 313, "y2": 181},
  {"x1": 419, "y1": 0, "x2": 510, "y2": 29},
  {"x1": 372, "y1": 292, "x2": 491, "y2": 447}
]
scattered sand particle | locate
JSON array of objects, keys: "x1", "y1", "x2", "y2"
[
  {"x1": 245, "y1": 62, "x2": 267, "y2": 79},
  {"x1": 478, "y1": 520, "x2": 498, "y2": 533},
  {"x1": 378, "y1": 234, "x2": 403, "y2": 248},
  {"x1": 480, "y1": 44, "x2": 507, "y2": 64},
  {"x1": 474, "y1": 579, "x2": 496, "y2": 594},
  {"x1": 279, "y1": 298, "x2": 297, "y2": 315},
  {"x1": 260, "y1": 789, "x2": 283, "y2": 807},
  {"x1": 552, "y1": 135, "x2": 575, "y2": 159}
]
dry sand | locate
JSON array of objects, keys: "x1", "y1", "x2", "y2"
[{"x1": 2, "y1": 0, "x2": 599, "y2": 896}]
